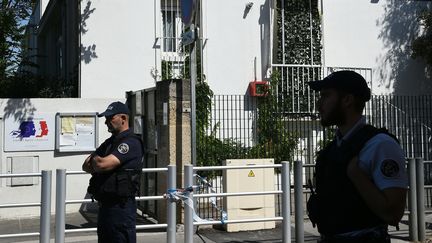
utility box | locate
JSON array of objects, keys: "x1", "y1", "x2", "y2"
[{"x1": 223, "y1": 158, "x2": 275, "y2": 232}]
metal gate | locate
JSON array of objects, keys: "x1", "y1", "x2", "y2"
[{"x1": 127, "y1": 89, "x2": 158, "y2": 218}]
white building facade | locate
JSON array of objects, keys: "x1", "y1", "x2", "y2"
[{"x1": 0, "y1": 0, "x2": 430, "y2": 219}]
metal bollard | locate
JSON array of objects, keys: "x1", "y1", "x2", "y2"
[
  {"x1": 40, "y1": 170, "x2": 52, "y2": 243},
  {"x1": 294, "y1": 160, "x2": 304, "y2": 243},
  {"x1": 408, "y1": 158, "x2": 418, "y2": 241},
  {"x1": 167, "y1": 165, "x2": 177, "y2": 243},
  {"x1": 184, "y1": 164, "x2": 194, "y2": 243},
  {"x1": 416, "y1": 158, "x2": 425, "y2": 241},
  {"x1": 281, "y1": 161, "x2": 291, "y2": 243},
  {"x1": 55, "y1": 169, "x2": 66, "y2": 243}
]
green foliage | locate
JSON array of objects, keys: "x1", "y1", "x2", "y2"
[
  {"x1": 412, "y1": 10, "x2": 432, "y2": 68},
  {"x1": 275, "y1": 0, "x2": 322, "y2": 65},
  {"x1": 0, "y1": 0, "x2": 36, "y2": 79},
  {"x1": 251, "y1": 71, "x2": 300, "y2": 163},
  {"x1": 161, "y1": 60, "x2": 173, "y2": 80}
]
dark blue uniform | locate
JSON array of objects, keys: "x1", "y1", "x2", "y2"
[{"x1": 94, "y1": 129, "x2": 143, "y2": 243}]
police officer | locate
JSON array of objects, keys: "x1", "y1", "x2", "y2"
[
  {"x1": 306, "y1": 71, "x2": 408, "y2": 243},
  {"x1": 82, "y1": 101, "x2": 143, "y2": 243}
]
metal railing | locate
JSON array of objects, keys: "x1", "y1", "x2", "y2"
[
  {"x1": 0, "y1": 170, "x2": 52, "y2": 243},
  {"x1": 184, "y1": 162, "x2": 294, "y2": 243},
  {"x1": 54, "y1": 166, "x2": 176, "y2": 243}
]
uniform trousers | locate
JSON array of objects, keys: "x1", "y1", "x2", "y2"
[{"x1": 97, "y1": 197, "x2": 136, "y2": 243}]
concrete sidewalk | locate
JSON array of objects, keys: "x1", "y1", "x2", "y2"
[{"x1": 0, "y1": 212, "x2": 426, "y2": 243}]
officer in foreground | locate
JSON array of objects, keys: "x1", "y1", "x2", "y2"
[
  {"x1": 82, "y1": 101, "x2": 143, "y2": 243},
  {"x1": 306, "y1": 71, "x2": 408, "y2": 243}
]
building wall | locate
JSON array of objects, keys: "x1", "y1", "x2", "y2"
[
  {"x1": 204, "y1": 0, "x2": 271, "y2": 95},
  {"x1": 79, "y1": 0, "x2": 157, "y2": 98},
  {"x1": 0, "y1": 98, "x2": 119, "y2": 218},
  {"x1": 322, "y1": 0, "x2": 431, "y2": 95}
]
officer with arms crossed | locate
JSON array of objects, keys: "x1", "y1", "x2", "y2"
[
  {"x1": 82, "y1": 101, "x2": 143, "y2": 243},
  {"x1": 306, "y1": 71, "x2": 408, "y2": 243}
]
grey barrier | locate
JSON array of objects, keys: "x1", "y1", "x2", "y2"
[
  {"x1": 294, "y1": 161, "x2": 304, "y2": 243},
  {"x1": 55, "y1": 165, "x2": 177, "y2": 243},
  {"x1": 408, "y1": 158, "x2": 418, "y2": 241},
  {"x1": 416, "y1": 158, "x2": 425, "y2": 241},
  {"x1": 0, "y1": 170, "x2": 52, "y2": 243},
  {"x1": 184, "y1": 161, "x2": 293, "y2": 243},
  {"x1": 408, "y1": 158, "x2": 427, "y2": 241}
]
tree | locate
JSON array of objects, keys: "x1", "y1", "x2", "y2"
[
  {"x1": 0, "y1": 0, "x2": 36, "y2": 79},
  {"x1": 412, "y1": 10, "x2": 432, "y2": 68}
]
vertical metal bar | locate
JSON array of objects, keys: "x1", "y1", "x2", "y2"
[
  {"x1": 408, "y1": 158, "x2": 418, "y2": 241},
  {"x1": 294, "y1": 160, "x2": 304, "y2": 243},
  {"x1": 40, "y1": 170, "x2": 52, "y2": 243},
  {"x1": 184, "y1": 164, "x2": 194, "y2": 243},
  {"x1": 282, "y1": 162, "x2": 291, "y2": 243},
  {"x1": 191, "y1": 24, "x2": 197, "y2": 166},
  {"x1": 281, "y1": 0, "x2": 285, "y2": 64},
  {"x1": 416, "y1": 158, "x2": 425, "y2": 241},
  {"x1": 167, "y1": 165, "x2": 176, "y2": 243},
  {"x1": 55, "y1": 169, "x2": 66, "y2": 243}
]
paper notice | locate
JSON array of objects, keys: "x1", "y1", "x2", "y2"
[{"x1": 61, "y1": 117, "x2": 75, "y2": 134}]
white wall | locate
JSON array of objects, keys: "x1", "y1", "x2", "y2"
[
  {"x1": 79, "y1": 0, "x2": 157, "y2": 98},
  {"x1": 322, "y1": 0, "x2": 431, "y2": 95},
  {"x1": 204, "y1": 0, "x2": 271, "y2": 95},
  {"x1": 0, "y1": 98, "x2": 120, "y2": 219}
]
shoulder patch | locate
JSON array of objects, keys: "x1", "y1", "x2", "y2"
[
  {"x1": 380, "y1": 159, "x2": 400, "y2": 178},
  {"x1": 117, "y1": 143, "x2": 129, "y2": 154}
]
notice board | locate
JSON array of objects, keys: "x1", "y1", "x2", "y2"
[{"x1": 56, "y1": 113, "x2": 98, "y2": 152}]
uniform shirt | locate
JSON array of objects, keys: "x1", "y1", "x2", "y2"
[
  {"x1": 95, "y1": 129, "x2": 143, "y2": 170},
  {"x1": 336, "y1": 116, "x2": 408, "y2": 190}
]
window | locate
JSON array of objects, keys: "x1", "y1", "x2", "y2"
[{"x1": 162, "y1": 10, "x2": 178, "y2": 52}]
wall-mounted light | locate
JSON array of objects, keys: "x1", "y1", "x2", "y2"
[{"x1": 244, "y1": 2, "x2": 254, "y2": 19}]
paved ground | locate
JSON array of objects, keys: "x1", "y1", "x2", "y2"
[{"x1": 0, "y1": 212, "x2": 429, "y2": 243}]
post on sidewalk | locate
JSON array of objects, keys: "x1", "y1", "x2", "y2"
[
  {"x1": 416, "y1": 157, "x2": 425, "y2": 241},
  {"x1": 282, "y1": 161, "x2": 291, "y2": 243},
  {"x1": 167, "y1": 165, "x2": 177, "y2": 243},
  {"x1": 40, "y1": 170, "x2": 52, "y2": 243},
  {"x1": 408, "y1": 158, "x2": 418, "y2": 241},
  {"x1": 294, "y1": 160, "x2": 304, "y2": 243},
  {"x1": 184, "y1": 164, "x2": 194, "y2": 243},
  {"x1": 55, "y1": 169, "x2": 66, "y2": 243}
]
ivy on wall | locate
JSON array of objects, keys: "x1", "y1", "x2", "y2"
[{"x1": 274, "y1": 0, "x2": 322, "y2": 65}]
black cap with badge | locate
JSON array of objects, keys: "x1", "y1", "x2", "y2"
[
  {"x1": 307, "y1": 70, "x2": 371, "y2": 102},
  {"x1": 98, "y1": 101, "x2": 130, "y2": 117}
]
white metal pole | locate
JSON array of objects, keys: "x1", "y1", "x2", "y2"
[
  {"x1": 282, "y1": 161, "x2": 291, "y2": 243},
  {"x1": 55, "y1": 169, "x2": 66, "y2": 243},
  {"x1": 408, "y1": 158, "x2": 418, "y2": 241},
  {"x1": 40, "y1": 170, "x2": 52, "y2": 243},
  {"x1": 167, "y1": 165, "x2": 177, "y2": 243},
  {"x1": 416, "y1": 158, "x2": 425, "y2": 241},
  {"x1": 294, "y1": 161, "x2": 304, "y2": 243},
  {"x1": 184, "y1": 165, "x2": 194, "y2": 242}
]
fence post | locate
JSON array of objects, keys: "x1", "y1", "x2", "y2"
[
  {"x1": 55, "y1": 169, "x2": 66, "y2": 243},
  {"x1": 167, "y1": 165, "x2": 177, "y2": 243},
  {"x1": 184, "y1": 164, "x2": 194, "y2": 243},
  {"x1": 408, "y1": 158, "x2": 418, "y2": 241},
  {"x1": 294, "y1": 160, "x2": 304, "y2": 243},
  {"x1": 40, "y1": 170, "x2": 52, "y2": 243},
  {"x1": 282, "y1": 161, "x2": 291, "y2": 243},
  {"x1": 416, "y1": 158, "x2": 425, "y2": 241}
]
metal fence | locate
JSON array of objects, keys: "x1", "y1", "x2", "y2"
[
  {"x1": 0, "y1": 171, "x2": 52, "y2": 242},
  {"x1": 200, "y1": 94, "x2": 432, "y2": 166},
  {"x1": 196, "y1": 93, "x2": 432, "y2": 220}
]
